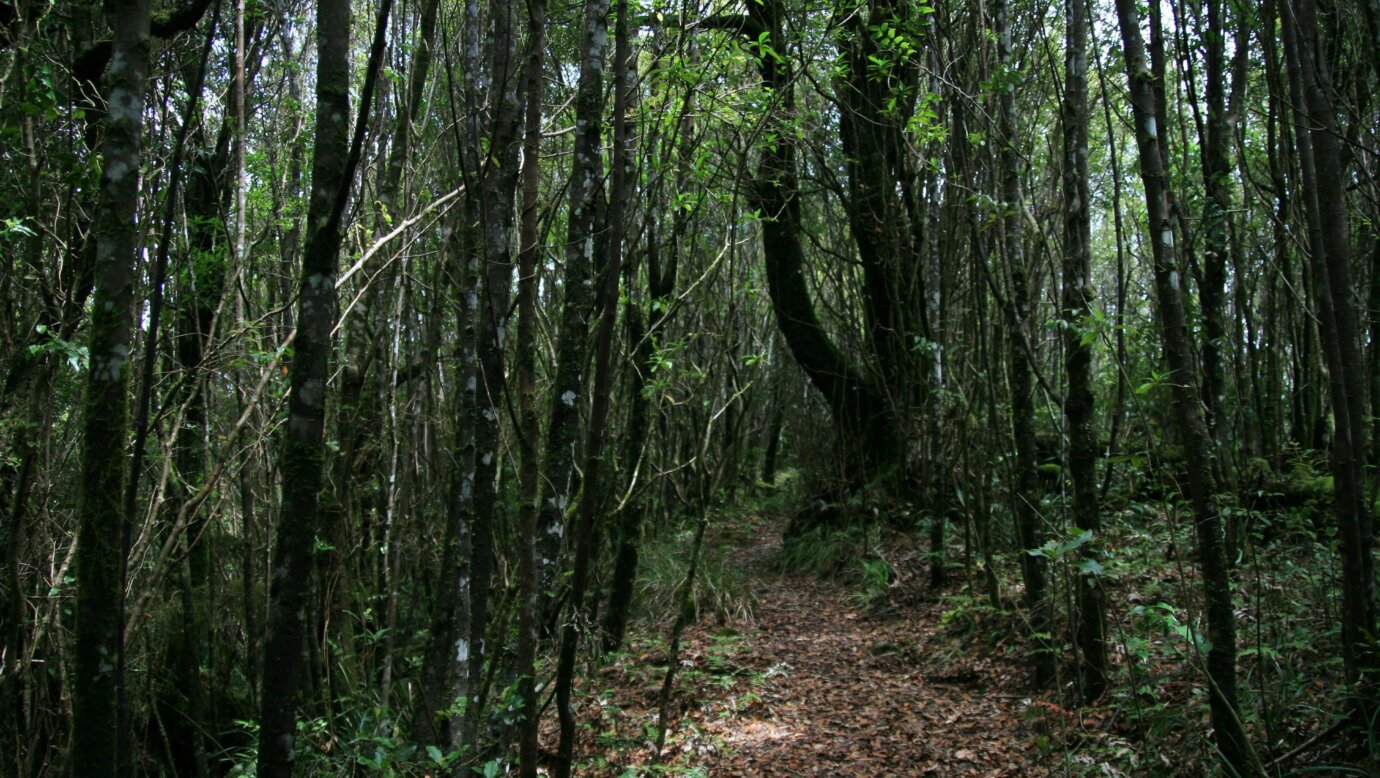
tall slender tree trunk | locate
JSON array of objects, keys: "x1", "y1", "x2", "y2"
[
  {"x1": 1283, "y1": 0, "x2": 1376, "y2": 701},
  {"x1": 514, "y1": 0, "x2": 546, "y2": 771},
  {"x1": 150, "y1": 14, "x2": 229, "y2": 773},
  {"x1": 1192, "y1": 0, "x2": 1249, "y2": 521},
  {"x1": 991, "y1": 0, "x2": 1052, "y2": 690},
  {"x1": 71, "y1": 0, "x2": 153, "y2": 771},
  {"x1": 601, "y1": 51, "x2": 685, "y2": 654},
  {"x1": 1114, "y1": 0, "x2": 1255, "y2": 771},
  {"x1": 554, "y1": 4, "x2": 629, "y2": 775},
  {"x1": 429, "y1": 0, "x2": 485, "y2": 755},
  {"x1": 257, "y1": 0, "x2": 392, "y2": 769},
  {"x1": 1061, "y1": 0, "x2": 1107, "y2": 702},
  {"x1": 536, "y1": 0, "x2": 611, "y2": 610},
  {"x1": 457, "y1": 1, "x2": 524, "y2": 768}
]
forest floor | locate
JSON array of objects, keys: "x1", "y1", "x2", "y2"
[{"x1": 560, "y1": 513, "x2": 1055, "y2": 776}]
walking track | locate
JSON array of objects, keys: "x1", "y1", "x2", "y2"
[{"x1": 564, "y1": 515, "x2": 1051, "y2": 776}]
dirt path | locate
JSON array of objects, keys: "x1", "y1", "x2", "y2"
[{"x1": 572, "y1": 516, "x2": 1048, "y2": 776}]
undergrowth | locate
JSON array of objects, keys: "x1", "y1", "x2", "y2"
[
  {"x1": 634, "y1": 524, "x2": 756, "y2": 626},
  {"x1": 763, "y1": 454, "x2": 1377, "y2": 775}
]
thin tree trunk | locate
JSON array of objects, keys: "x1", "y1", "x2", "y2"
[
  {"x1": 554, "y1": 4, "x2": 628, "y2": 775},
  {"x1": 602, "y1": 59, "x2": 684, "y2": 654},
  {"x1": 514, "y1": 0, "x2": 546, "y2": 771},
  {"x1": 992, "y1": 0, "x2": 1051, "y2": 690},
  {"x1": 1197, "y1": 0, "x2": 1232, "y2": 467},
  {"x1": 256, "y1": 0, "x2": 391, "y2": 770},
  {"x1": 432, "y1": 0, "x2": 484, "y2": 756},
  {"x1": 1091, "y1": 20, "x2": 1129, "y2": 500},
  {"x1": 458, "y1": 0, "x2": 524, "y2": 768},
  {"x1": 1114, "y1": 0, "x2": 1256, "y2": 771},
  {"x1": 1283, "y1": 0, "x2": 1376, "y2": 701},
  {"x1": 536, "y1": 0, "x2": 611, "y2": 612},
  {"x1": 1061, "y1": 0, "x2": 1107, "y2": 702},
  {"x1": 71, "y1": 0, "x2": 153, "y2": 770}
]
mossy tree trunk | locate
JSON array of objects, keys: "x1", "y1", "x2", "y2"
[
  {"x1": 71, "y1": 0, "x2": 152, "y2": 771},
  {"x1": 257, "y1": 0, "x2": 393, "y2": 768}
]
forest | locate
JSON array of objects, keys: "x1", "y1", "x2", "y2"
[{"x1": 0, "y1": 0, "x2": 1377, "y2": 774}]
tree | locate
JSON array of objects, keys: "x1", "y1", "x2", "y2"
[
  {"x1": 1281, "y1": 0, "x2": 1376, "y2": 705},
  {"x1": 514, "y1": 0, "x2": 546, "y2": 771},
  {"x1": 536, "y1": 0, "x2": 611, "y2": 607},
  {"x1": 1114, "y1": 0, "x2": 1255, "y2": 770},
  {"x1": 554, "y1": 1, "x2": 630, "y2": 772},
  {"x1": 711, "y1": 0, "x2": 894, "y2": 492},
  {"x1": 71, "y1": 0, "x2": 153, "y2": 772},
  {"x1": 1061, "y1": 0, "x2": 1107, "y2": 701},
  {"x1": 256, "y1": 0, "x2": 391, "y2": 770},
  {"x1": 991, "y1": 0, "x2": 1052, "y2": 689}
]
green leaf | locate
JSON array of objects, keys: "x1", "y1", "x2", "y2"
[{"x1": 1077, "y1": 558, "x2": 1104, "y2": 576}]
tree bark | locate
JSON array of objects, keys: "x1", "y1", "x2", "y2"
[
  {"x1": 1061, "y1": 0, "x2": 1107, "y2": 702},
  {"x1": 991, "y1": 0, "x2": 1052, "y2": 691},
  {"x1": 256, "y1": 0, "x2": 392, "y2": 770},
  {"x1": 554, "y1": 3, "x2": 629, "y2": 774},
  {"x1": 836, "y1": 0, "x2": 919, "y2": 471},
  {"x1": 536, "y1": 0, "x2": 611, "y2": 609},
  {"x1": 740, "y1": 0, "x2": 892, "y2": 483},
  {"x1": 454, "y1": 0, "x2": 524, "y2": 768},
  {"x1": 1114, "y1": 0, "x2": 1255, "y2": 771},
  {"x1": 71, "y1": 0, "x2": 153, "y2": 771},
  {"x1": 601, "y1": 44, "x2": 685, "y2": 654},
  {"x1": 515, "y1": 0, "x2": 546, "y2": 771},
  {"x1": 1283, "y1": 0, "x2": 1377, "y2": 700}
]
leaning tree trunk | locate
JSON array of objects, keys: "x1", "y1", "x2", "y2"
[
  {"x1": 705, "y1": 1, "x2": 891, "y2": 487},
  {"x1": 70, "y1": 0, "x2": 153, "y2": 772},
  {"x1": 1114, "y1": 0, "x2": 1255, "y2": 772},
  {"x1": 837, "y1": 0, "x2": 918, "y2": 475}
]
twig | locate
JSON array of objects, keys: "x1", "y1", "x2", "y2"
[{"x1": 1266, "y1": 716, "x2": 1352, "y2": 769}]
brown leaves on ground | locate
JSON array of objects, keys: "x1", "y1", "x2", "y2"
[{"x1": 556, "y1": 516, "x2": 1053, "y2": 776}]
